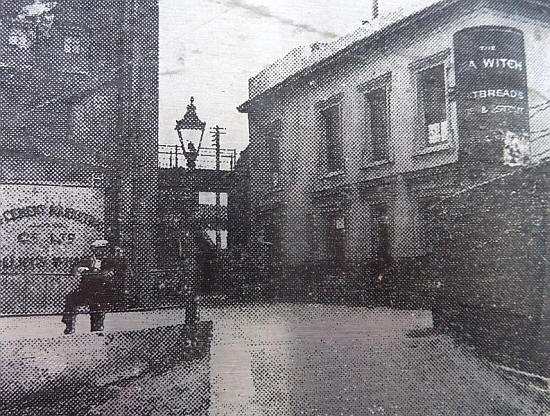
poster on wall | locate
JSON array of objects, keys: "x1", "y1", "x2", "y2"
[
  {"x1": 453, "y1": 26, "x2": 530, "y2": 163},
  {"x1": 0, "y1": 184, "x2": 104, "y2": 274}
]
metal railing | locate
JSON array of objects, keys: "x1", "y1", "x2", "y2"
[{"x1": 158, "y1": 144, "x2": 237, "y2": 170}]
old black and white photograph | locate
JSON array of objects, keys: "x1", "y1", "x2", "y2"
[{"x1": 0, "y1": 0, "x2": 549, "y2": 414}]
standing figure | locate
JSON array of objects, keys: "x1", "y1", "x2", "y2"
[{"x1": 61, "y1": 240, "x2": 129, "y2": 334}]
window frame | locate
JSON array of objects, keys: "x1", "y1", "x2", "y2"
[
  {"x1": 266, "y1": 119, "x2": 282, "y2": 188},
  {"x1": 198, "y1": 191, "x2": 228, "y2": 207},
  {"x1": 317, "y1": 93, "x2": 344, "y2": 174},
  {"x1": 359, "y1": 72, "x2": 392, "y2": 166},
  {"x1": 409, "y1": 49, "x2": 456, "y2": 154}
]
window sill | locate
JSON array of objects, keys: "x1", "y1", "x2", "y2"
[
  {"x1": 321, "y1": 170, "x2": 345, "y2": 180},
  {"x1": 412, "y1": 142, "x2": 454, "y2": 157},
  {"x1": 361, "y1": 158, "x2": 393, "y2": 169}
]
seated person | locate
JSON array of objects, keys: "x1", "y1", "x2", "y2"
[{"x1": 62, "y1": 240, "x2": 128, "y2": 334}]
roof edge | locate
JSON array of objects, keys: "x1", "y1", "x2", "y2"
[{"x1": 237, "y1": 0, "x2": 550, "y2": 113}]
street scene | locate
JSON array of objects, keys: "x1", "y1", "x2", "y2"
[{"x1": 1, "y1": 0, "x2": 550, "y2": 414}]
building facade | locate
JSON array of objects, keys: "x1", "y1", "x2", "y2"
[
  {"x1": 238, "y1": 0, "x2": 550, "y2": 297},
  {"x1": 157, "y1": 167, "x2": 235, "y2": 294},
  {"x1": 228, "y1": 146, "x2": 251, "y2": 250},
  {"x1": 0, "y1": 0, "x2": 158, "y2": 313}
]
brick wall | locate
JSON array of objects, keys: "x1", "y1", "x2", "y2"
[{"x1": 426, "y1": 162, "x2": 549, "y2": 375}]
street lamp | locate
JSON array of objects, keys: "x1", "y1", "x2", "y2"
[
  {"x1": 175, "y1": 96, "x2": 206, "y2": 169},
  {"x1": 174, "y1": 97, "x2": 205, "y2": 327}
]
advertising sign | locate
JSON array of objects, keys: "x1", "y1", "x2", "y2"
[
  {"x1": 453, "y1": 26, "x2": 530, "y2": 163},
  {"x1": 0, "y1": 184, "x2": 105, "y2": 274}
]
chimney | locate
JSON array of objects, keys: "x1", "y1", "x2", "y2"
[{"x1": 372, "y1": 0, "x2": 379, "y2": 20}]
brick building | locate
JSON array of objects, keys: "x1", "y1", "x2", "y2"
[
  {"x1": 238, "y1": 0, "x2": 550, "y2": 298},
  {"x1": 0, "y1": 0, "x2": 158, "y2": 313}
]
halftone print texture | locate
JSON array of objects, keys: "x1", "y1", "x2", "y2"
[{"x1": 1, "y1": 0, "x2": 549, "y2": 415}]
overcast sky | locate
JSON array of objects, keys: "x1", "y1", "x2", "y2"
[{"x1": 159, "y1": 0, "x2": 439, "y2": 153}]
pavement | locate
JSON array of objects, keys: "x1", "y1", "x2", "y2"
[{"x1": 1, "y1": 304, "x2": 549, "y2": 415}]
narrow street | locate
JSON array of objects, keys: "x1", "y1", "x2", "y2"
[
  {"x1": 202, "y1": 304, "x2": 548, "y2": 415},
  {"x1": 6, "y1": 304, "x2": 546, "y2": 415}
]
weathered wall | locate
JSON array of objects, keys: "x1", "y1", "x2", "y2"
[
  {"x1": 427, "y1": 162, "x2": 549, "y2": 376},
  {"x1": 0, "y1": 0, "x2": 160, "y2": 309},
  {"x1": 0, "y1": 0, "x2": 124, "y2": 181}
]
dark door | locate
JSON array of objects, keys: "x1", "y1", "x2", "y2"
[
  {"x1": 327, "y1": 212, "x2": 346, "y2": 269},
  {"x1": 372, "y1": 204, "x2": 391, "y2": 278}
]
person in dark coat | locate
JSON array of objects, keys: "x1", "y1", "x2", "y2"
[{"x1": 62, "y1": 240, "x2": 129, "y2": 334}]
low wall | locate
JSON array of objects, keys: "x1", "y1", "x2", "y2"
[
  {"x1": 0, "y1": 269, "x2": 191, "y2": 316},
  {"x1": 0, "y1": 320, "x2": 212, "y2": 408},
  {"x1": 0, "y1": 273, "x2": 80, "y2": 315}
]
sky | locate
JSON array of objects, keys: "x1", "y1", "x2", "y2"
[{"x1": 158, "y1": 0, "x2": 440, "y2": 154}]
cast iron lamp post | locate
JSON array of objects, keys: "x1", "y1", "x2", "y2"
[{"x1": 174, "y1": 97, "x2": 205, "y2": 326}]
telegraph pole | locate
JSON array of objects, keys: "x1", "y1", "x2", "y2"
[{"x1": 209, "y1": 125, "x2": 226, "y2": 252}]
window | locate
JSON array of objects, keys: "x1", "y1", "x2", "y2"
[
  {"x1": 219, "y1": 192, "x2": 228, "y2": 206},
  {"x1": 8, "y1": 27, "x2": 33, "y2": 49},
  {"x1": 418, "y1": 64, "x2": 448, "y2": 145},
  {"x1": 199, "y1": 191, "x2": 215, "y2": 205},
  {"x1": 199, "y1": 191, "x2": 228, "y2": 206},
  {"x1": 365, "y1": 85, "x2": 390, "y2": 162},
  {"x1": 205, "y1": 229, "x2": 228, "y2": 249},
  {"x1": 321, "y1": 104, "x2": 343, "y2": 172},
  {"x1": 64, "y1": 36, "x2": 82, "y2": 54},
  {"x1": 267, "y1": 120, "x2": 281, "y2": 187}
]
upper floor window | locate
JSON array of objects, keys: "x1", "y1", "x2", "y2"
[
  {"x1": 366, "y1": 87, "x2": 390, "y2": 160},
  {"x1": 267, "y1": 120, "x2": 281, "y2": 187},
  {"x1": 64, "y1": 36, "x2": 82, "y2": 54},
  {"x1": 199, "y1": 191, "x2": 228, "y2": 206},
  {"x1": 320, "y1": 102, "x2": 343, "y2": 172},
  {"x1": 418, "y1": 64, "x2": 448, "y2": 145},
  {"x1": 409, "y1": 49, "x2": 454, "y2": 153},
  {"x1": 361, "y1": 73, "x2": 392, "y2": 164}
]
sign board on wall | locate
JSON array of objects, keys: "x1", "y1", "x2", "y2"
[
  {"x1": 453, "y1": 26, "x2": 530, "y2": 163},
  {"x1": 0, "y1": 185, "x2": 104, "y2": 273}
]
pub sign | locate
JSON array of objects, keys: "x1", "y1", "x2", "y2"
[{"x1": 453, "y1": 26, "x2": 530, "y2": 163}]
